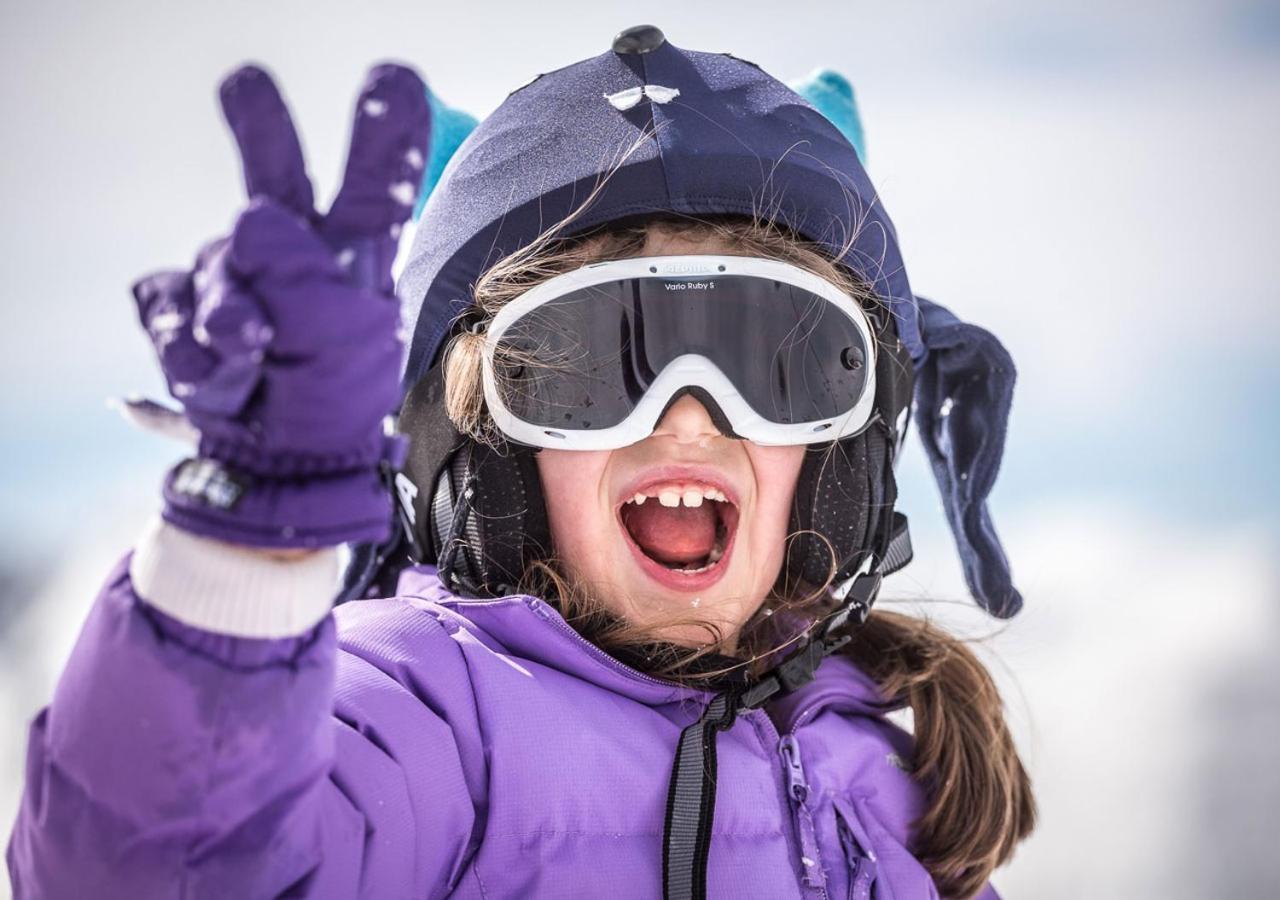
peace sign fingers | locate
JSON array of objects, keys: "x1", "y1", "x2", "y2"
[
  {"x1": 219, "y1": 64, "x2": 316, "y2": 219},
  {"x1": 323, "y1": 63, "x2": 431, "y2": 245}
]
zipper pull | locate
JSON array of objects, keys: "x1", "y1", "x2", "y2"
[{"x1": 779, "y1": 734, "x2": 808, "y2": 804}]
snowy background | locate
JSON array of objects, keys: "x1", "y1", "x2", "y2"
[{"x1": 3, "y1": 1, "x2": 1278, "y2": 897}]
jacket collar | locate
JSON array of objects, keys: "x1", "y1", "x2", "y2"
[{"x1": 394, "y1": 564, "x2": 896, "y2": 725}]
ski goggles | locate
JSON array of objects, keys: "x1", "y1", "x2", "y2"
[{"x1": 479, "y1": 254, "x2": 880, "y2": 450}]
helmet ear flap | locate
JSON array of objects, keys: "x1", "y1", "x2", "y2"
[
  {"x1": 396, "y1": 362, "x2": 465, "y2": 565},
  {"x1": 462, "y1": 440, "x2": 551, "y2": 594},
  {"x1": 783, "y1": 429, "x2": 879, "y2": 590},
  {"x1": 397, "y1": 363, "x2": 552, "y2": 597},
  {"x1": 781, "y1": 302, "x2": 914, "y2": 593}
]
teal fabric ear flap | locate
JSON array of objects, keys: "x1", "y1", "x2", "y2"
[
  {"x1": 413, "y1": 84, "x2": 480, "y2": 220},
  {"x1": 913, "y1": 296, "x2": 1023, "y2": 618},
  {"x1": 788, "y1": 68, "x2": 866, "y2": 162}
]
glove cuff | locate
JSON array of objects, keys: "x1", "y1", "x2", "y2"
[
  {"x1": 196, "y1": 429, "x2": 408, "y2": 478},
  {"x1": 161, "y1": 456, "x2": 397, "y2": 549}
]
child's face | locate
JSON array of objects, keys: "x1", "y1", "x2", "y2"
[
  {"x1": 532, "y1": 226, "x2": 805, "y2": 651},
  {"x1": 535, "y1": 400, "x2": 804, "y2": 651}
]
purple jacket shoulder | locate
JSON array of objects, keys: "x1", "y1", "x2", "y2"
[{"x1": 8, "y1": 545, "x2": 1000, "y2": 898}]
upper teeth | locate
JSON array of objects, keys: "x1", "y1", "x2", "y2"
[{"x1": 627, "y1": 485, "x2": 728, "y2": 507}]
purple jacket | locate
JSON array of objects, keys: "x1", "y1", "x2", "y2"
[{"x1": 7, "y1": 536, "x2": 998, "y2": 898}]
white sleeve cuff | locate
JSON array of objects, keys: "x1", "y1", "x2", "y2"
[{"x1": 128, "y1": 516, "x2": 343, "y2": 639}]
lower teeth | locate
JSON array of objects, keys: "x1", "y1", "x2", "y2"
[{"x1": 674, "y1": 562, "x2": 711, "y2": 574}]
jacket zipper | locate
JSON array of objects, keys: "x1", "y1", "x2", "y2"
[
  {"x1": 835, "y1": 801, "x2": 878, "y2": 900},
  {"x1": 779, "y1": 733, "x2": 829, "y2": 896},
  {"x1": 785, "y1": 703, "x2": 879, "y2": 900},
  {"x1": 747, "y1": 716, "x2": 824, "y2": 896}
]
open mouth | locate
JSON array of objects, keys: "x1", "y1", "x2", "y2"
[{"x1": 616, "y1": 481, "x2": 740, "y2": 592}]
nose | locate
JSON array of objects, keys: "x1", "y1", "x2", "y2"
[{"x1": 651, "y1": 393, "x2": 724, "y2": 444}]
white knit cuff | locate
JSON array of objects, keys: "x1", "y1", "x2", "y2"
[{"x1": 128, "y1": 516, "x2": 342, "y2": 638}]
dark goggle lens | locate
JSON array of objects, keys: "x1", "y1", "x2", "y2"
[{"x1": 492, "y1": 274, "x2": 872, "y2": 431}]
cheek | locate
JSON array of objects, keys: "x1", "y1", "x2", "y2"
[
  {"x1": 745, "y1": 444, "x2": 805, "y2": 565},
  {"x1": 535, "y1": 449, "x2": 613, "y2": 556},
  {"x1": 749, "y1": 444, "x2": 805, "y2": 523}
]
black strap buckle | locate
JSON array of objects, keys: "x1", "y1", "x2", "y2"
[
  {"x1": 737, "y1": 572, "x2": 883, "y2": 711},
  {"x1": 738, "y1": 638, "x2": 825, "y2": 711}
]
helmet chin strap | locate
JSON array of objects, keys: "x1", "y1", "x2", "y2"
[
  {"x1": 737, "y1": 508, "x2": 911, "y2": 711},
  {"x1": 659, "y1": 514, "x2": 908, "y2": 900},
  {"x1": 736, "y1": 571, "x2": 879, "y2": 710}
]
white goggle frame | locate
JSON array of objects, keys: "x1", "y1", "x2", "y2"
[{"x1": 480, "y1": 254, "x2": 879, "y2": 451}]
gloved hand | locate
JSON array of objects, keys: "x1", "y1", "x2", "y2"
[{"x1": 128, "y1": 62, "x2": 430, "y2": 548}]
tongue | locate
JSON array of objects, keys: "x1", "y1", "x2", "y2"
[{"x1": 622, "y1": 502, "x2": 718, "y2": 566}]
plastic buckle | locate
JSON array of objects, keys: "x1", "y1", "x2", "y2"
[
  {"x1": 821, "y1": 572, "x2": 881, "y2": 639},
  {"x1": 776, "y1": 639, "x2": 826, "y2": 693},
  {"x1": 740, "y1": 573, "x2": 883, "y2": 712},
  {"x1": 739, "y1": 639, "x2": 827, "y2": 711}
]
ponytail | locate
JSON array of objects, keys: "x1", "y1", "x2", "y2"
[{"x1": 841, "y1": 610, "x2": 1035, "y2": 899}]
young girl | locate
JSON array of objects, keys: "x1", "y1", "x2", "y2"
[{"x1": 6, "y1": 27, "x2": 1034, "y2": 900}]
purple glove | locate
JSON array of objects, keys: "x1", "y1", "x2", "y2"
[{"x1": 129, "y1": 62, "x2": 430, "y2": 548}]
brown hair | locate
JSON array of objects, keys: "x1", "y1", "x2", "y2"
[
  {"x1": 845, "y1": 610, "x2": 1035, "y2": 897},
  {"x1": 435, "y1": 151, "x2": 1034, "y2": 897}
]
